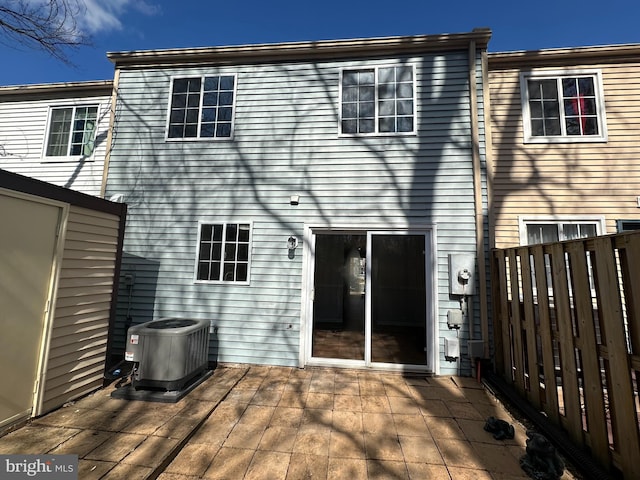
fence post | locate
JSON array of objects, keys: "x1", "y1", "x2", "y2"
[{"x1": 593, "y1": 236, "x2": 640, "y2": 479}]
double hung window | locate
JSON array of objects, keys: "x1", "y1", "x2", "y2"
[
  {"x1": 340, "y1": 65, "x2": 415, "y2": 135},
  {"x1": 195, "y1": 222, "x2": 251, "y2": 283},
  {"x1": 45, "y1": 105, "x2": 98, "y2": 157},
  {"x1": 521, "y1": 70, "x2": 606, "y2": 142},
  {"x1": 168, "y1": 75, "x2": 236, "y2": 139}
]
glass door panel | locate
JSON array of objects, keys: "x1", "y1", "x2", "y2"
[
  {"x1": 311, "y1": 233, "x2": 366, "y2": 360},
  {"x1": 370, "y1": 234, "x2": 427, "y2": 365}
]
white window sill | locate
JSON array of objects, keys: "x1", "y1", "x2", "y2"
[{"x1": 523, "y1": 134, "x2": 608, "y2": 144}]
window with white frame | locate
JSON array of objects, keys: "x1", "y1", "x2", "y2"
[
  {"x1": 340, "y1": 65, "x2": 415, "y2": 135},
  {"x1": 520, "y1": 70, "x2": 606, "y2": 143},
  {"x1": 45, "y1": 105, "x2": 98, "y2": 157},
  {"x1": 195, "y1": 223, "x2": 251, "y2": 282},
  {"x1": 167, "y1": 75, "x2": 236, "y2": 139},
  {"x1": 520, "y1": 218, "x2": 603, "y2": 245}
]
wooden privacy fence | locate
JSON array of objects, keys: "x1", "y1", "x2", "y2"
[{"x1": 491, "y1": 232, "x2": 640, "y2": 479}]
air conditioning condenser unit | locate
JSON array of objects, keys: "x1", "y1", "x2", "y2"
[{"x1": 124, "y1": 318, "x2": 210, "y2": 391}]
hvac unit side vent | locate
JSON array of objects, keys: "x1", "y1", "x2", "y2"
[{"x1": 125, "y1": 318, "x2": 210, "y2": 391}]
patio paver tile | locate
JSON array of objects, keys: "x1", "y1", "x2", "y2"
[
  {"x1": 334, "y1": 394, "x2": 362, "y2": 412},
  {"x1": 202, "y1": 446, "x2": 254, "y2": 480},
  {"x1": 237, "y1": 405, "x2": 275, "y2": 426},
  {"x1": 285, "y1": 453, "x2": 328, "y2": 480},
  {"x1": 84, "y1": 432, "x2": 146, "y2": 462},
  {"x1": 223, "y1": 422, "x2": 265, "y2": 449},
  {"x1": 393, "y1": 413, "x2": 429, "y2": 436},
  {"x1": 300, "y1": 408, "x2": 333, "y2": 428},
  {"x1": 329, "y1": 431, "x2": 366, "y2": 459},
  {"x1": 406, "y1": 462, "x2": 451, "y2": 479},
  {"x1": 425, "y1": 417, "x2": 466, "y2": 439},
  {"x1": 435, "y1": 439, "x2": 485, "y2": 469},
  {"x1": 244, "y1": 450, "x2": 291, "y2": 480},
  {"x1": 293, "y1": 427, "x2": 331, "y2": 455},
  {"x1": 399, "y1": 435, "x2": 444, "y2": 464},
  {"x1": 332, "y1": 410, "x2": 363, "y2": 432},
  {"x1": 367, "y1": 459, "x2": 410, "y2": 479},
  {"x1": 363, "y1": 413, "x2": 395, "y2": 435},
  {"x1": 419, "y1": 399, "x2": 452, "y2": 417},
  {"x1": 447, "y1": 466, "x2": 494, "y2": 480},
  {"x1": 121, "y1": 435, "x2": 181, "y2": 467},
  {"x1": 48, "y1": 429, "x2": 112, "y2": 457},
  {"x1": 364, "y1": 433, "x2": 404, "y2": 461},
  {"x1": 446, "y1": 401, "x2": 485, "y2": 420},
  {"x1": 257, "y1": 426, "x2": 298, "y2": 453},
  {"x1": 388, "y1": 396, "x2": 421, "y2": 415},
  {"x1": 306, "y1": 392, "x2": 334, "y2": 409},
  {"x1": 77, "y1": 459, "x2": 116, "y2": 480},
  {"x1": 270, "y1": 406, "x2": 303, "y2": 428},
  {"x1": 328, "y1": 457, "x2": 367, "y2": 479},
  {"x1": 164, "y1": 443, "x2": 218, "y2": 477},
  {"x1": 361, "y1": 395, "x2": 391, "y2": 413},
  {"x1": 102, "y1": 463, "x2": 153, "y2": 479}
]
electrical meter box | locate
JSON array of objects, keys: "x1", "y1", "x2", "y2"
[{"x1": 448, "y1": 254, "x2": 475, "y2": 295}]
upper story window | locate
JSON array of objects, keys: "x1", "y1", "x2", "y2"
[
  {"x1": 45, "y1": 105, "x2": 98, "y2": 158},
  {"x1": 167, "y1": 75, "x2": 236, "y2": 140},
  {"x1": 340, "y1": 65, "x2": 415, "y2": 136},
  {"x1": 520, "y1": 70, "x2": 607, "y2": 143},
  {"x1": 195, "y1": 222, "x2": 251, "y2": 283}
]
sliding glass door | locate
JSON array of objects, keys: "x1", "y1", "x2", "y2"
[{"x1": 310, "y1": 229, "x2": 429, "y2": 368}]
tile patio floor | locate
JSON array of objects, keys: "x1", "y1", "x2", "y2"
[{"x1": 0, "y1": 365, "x2": 579, "y2": 479}]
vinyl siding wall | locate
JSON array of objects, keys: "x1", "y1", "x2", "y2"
[
  {"x1": 0, "y1": 94, "x2": 111, "y2": 196},
  {"x1": 106, "y1": 50, "x2": 487, "y2": 374},
  {"x1": 489, "y1": 60, "x2": 640, "y2": 248},
  {"x1": 40, "y1": 206, "x2": 122, "y2": 414}
]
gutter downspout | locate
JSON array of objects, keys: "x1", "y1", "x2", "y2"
[
  {"x1": 481, "y1": 49, "x2": 495, "y2": 359},
  {"x1": 100, "y1": 67, "x2": 120, "y2": 199},
  {"x1": 468, "y1": 40, "x2": 490, "y2": 359}
]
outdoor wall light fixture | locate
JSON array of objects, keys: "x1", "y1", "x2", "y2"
[
  {"x1": 287, "y1": 235, "x2": 298, "y2": 250},
  {"x1": 290, "y1": 195, "x2": 300, "y2": 206}
]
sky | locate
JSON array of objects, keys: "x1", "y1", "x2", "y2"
[{"x1": 1, "y1": 0, "x2": 639, "y2": 86}]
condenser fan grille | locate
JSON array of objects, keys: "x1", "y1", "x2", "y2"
[{"x1": 148, "y1": 319, "x2": 198, "y2": 329}]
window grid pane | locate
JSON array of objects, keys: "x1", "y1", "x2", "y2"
[
  {"x1": 341, "y1": 66, "x2": 414, "y2": 135},
  {"x1": 527, "y1": 75, "x2": 601, "y2": 138},
  {"x1": 169, "y1": 76, "x2": 235, "y2": 139},
  {"x1": 46, "y1": 106, "x2": 98, "y2": 157},
  {"x1": 196, "y1": 223, "x2": 250, "y2": 282}
]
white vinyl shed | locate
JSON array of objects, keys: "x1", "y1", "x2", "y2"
[{"x1": 0, "y1": 169, "x2": 126, "y2": 431}]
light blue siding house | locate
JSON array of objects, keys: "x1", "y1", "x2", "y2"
[{"x1": 104, "y1": 29, "x2": 492, "y2": 376}]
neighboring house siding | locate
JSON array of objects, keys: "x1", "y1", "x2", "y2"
[
  {"x1": 107, "y1": 49, "x2": 486, "y2": 374},
  {"x1": 489, "y1": 56, "x2": 640, "y2": 248},
  {"x1": 41, "y1": 206, "x2": 122, "y2": 414},
  {"x1": 0, "y1": 88, "x2": 111, "y2": 196}
]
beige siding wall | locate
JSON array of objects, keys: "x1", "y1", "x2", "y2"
[
  {"x1": 488, "y1": 60, "x2": 640, "y2": 248},
  {"x1": 40, "y1": 205, "x2": 120, "y2": 414}
]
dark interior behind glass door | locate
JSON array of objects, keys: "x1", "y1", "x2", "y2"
[
  {"x1": 371, "y1": 234, "x2": 427, "y2": 364},
  {"x1": 312, "y1": 234, "x2": 366, "y2": 360}
]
